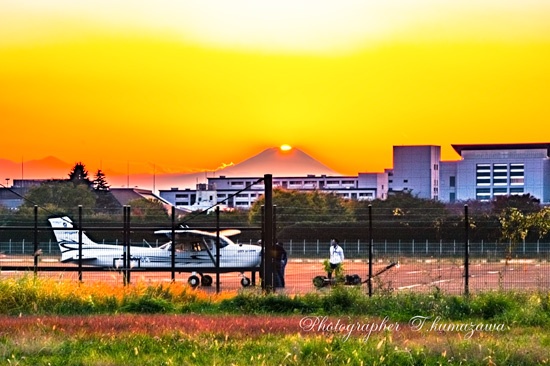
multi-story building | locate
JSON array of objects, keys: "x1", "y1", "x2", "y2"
[
  {"x1": 128, "y1": 143, "x2": 550, "y2": 210},
  {"x1": 438, "y1": 143, "x2": 550, "y2": 203},
  {"x1": 160, "y1": 173, "x2": 388, "y2": 210},
  {"x1": 387, "y1": 145, "x2": 441, "y2": 200}
]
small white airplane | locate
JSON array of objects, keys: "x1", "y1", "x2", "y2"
[{"x1": 48, "y1": 217, "x2": 262, "y2": 287}]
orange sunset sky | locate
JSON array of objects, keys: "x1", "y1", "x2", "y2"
[{"x1": 1, "y1": 0, "x2": 550, "y2": 177}]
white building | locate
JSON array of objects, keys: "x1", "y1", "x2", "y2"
[
  {"x1": 159, "y1": 143, "x2": 550, "y2": 210},
  {"x1": 160, "y1": 174, "x2": 387, "y2": 210},
  {"x1": 438, "y1": 143, "x2": 550, "y2": 203},
  {"x1": 387, "y1": 145, "x2": 441, "y2": 200}
]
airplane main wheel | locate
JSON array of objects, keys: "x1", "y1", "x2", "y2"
[
  {"x1": 201, "y1": 275, "x2": 213, "y2": 287},
  {"x1": 188, "y1": 275, "x2": 200, "y2": 288},
  {"x1": 241, "y1": 277, "x2": 251, "y2": 287}
]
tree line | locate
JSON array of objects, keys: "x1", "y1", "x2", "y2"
[{"x1": 2, "y1": 165, "x2": 550, "y2": 248}]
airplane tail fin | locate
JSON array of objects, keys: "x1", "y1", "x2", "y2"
[{"x1": 48, "y1": 216, "x2": 97, "y2": 262}]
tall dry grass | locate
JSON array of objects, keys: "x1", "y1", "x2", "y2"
[{"x1": 0, "y1": 275, "x2": 233, "y2": 315}]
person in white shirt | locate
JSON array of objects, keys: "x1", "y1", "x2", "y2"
[{"x1": 328, "y1": 238, "x2": 344, "y2": 280}]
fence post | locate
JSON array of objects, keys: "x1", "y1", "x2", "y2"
[
  {"x1": 216, "y1": 206, "x2": 221, "y2": 293},
  {"x1": 398, "y1": 240, "x2": 401, "y2": 255},
  {"x1": 412, "y1": 239, "x2": 415, "y2": 255},
  {"x1": 464, "y1": 204, "x2": 469, "y2": 296},
  {"x1": 33, "y1": 205, "x2": 38, "y2": 276},
  {"x1": 171, "y1": 206, "x2": 176, "y2": 283},
  {"x1": 357, "y1": 239, "x2": 360, "y2": 254},
  {"x1": 317, "y1": 239, "x2": 319, "y2": 255},
  {"x1": 303, "y1": 240, "x2": 306, "y2": 255},
  {"x1": 368, "y1": 204, "x2": 373, "y2": 297},
  {"x1": 22, "y1": 239, "x2": 24, "y2": 254},
  {"x1": 263, "y1": 174, "x2": 274, "y2": 292},
  {"x1": 122, "y1": 206, "x2": 131, "y2": 285},
  {"x1": 440, "y1": 240, "x2": 442, "y2": 255},
  {"x1": 523, "y1": 238, "x2": 526, "y2": 255},
  {"x1": 9, "y1": 239, "x2": 11, "y2": 254},
  {"x1": 78, "y1": 205, "x2": 83, "y2": 283},
  {"x1": 384, "y1": 240, "x2": 387, "y2": 254},
  {"x1": 537, "y1": 239, "x2": 540, "y2": 254},
  {"x1": 289, "y1": 239, "x2": 292, "y2": 256},
  {"x1": 426, "y1": 239, "x2": 428, "y2": 254}
]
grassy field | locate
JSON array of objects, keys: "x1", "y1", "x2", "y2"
[{"x1": 1, "y1": 276, "x2": 550, "y2": 365}]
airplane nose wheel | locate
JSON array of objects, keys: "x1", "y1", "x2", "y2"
[
  {"x1": 240, "y1": 277, "x2": 251, "y2": 287},
  {"x1": 188, "y1": 275, "x2": 200, "y2": 288}
]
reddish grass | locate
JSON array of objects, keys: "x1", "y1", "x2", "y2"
[
  {"x1": 0, "y1": 314, "x2": 477, "y2": 344},
  {"x1": 0, "y1": 314, "x2": 304, "y2": 338}
]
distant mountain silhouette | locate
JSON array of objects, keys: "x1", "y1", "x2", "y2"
[
  {"x1": 1, "y1": 147, "x2": 340, "y2": 191},
  {"x1": 215, "y1": 147, "x2": 338, "y2": 177},
  {"x1": 0, "y1": 156, "x2": 72, "y2": 181}
]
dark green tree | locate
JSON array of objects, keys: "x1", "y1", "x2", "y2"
[
  {"x1": 349, "y1": 191, "x2": 451, "y2": 240},
  {"x1": 126, "y1": 198, "x2": 170, "y2": 224},
  {"x1": 248, "y1": 189, "x2": 354, "y2": 230},
  {"x1": 492, "y1": 194, "x2": 540, "y2": 215},
  {"x1": 68, "y1": 162, "x2": 92, "y2": 186},
  {"x1": 93, "y1": 169, "x2": 110, "y2": 191},
  {"x1": 22, "y1": 181, "x2": 96, "y2": 217}
]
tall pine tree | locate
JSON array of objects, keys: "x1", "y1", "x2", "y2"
[
  {"x1": 93, "y1": 169, "x2": 110, "y2": 191},
  {"x1": 68, "y1": 162, "x2": 92, "y2": 186}
]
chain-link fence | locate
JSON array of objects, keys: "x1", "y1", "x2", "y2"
[{"x1": 2, "y1": 198, "x2": 549, "y2": 294}]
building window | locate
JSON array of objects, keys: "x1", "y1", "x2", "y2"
[
  {"x1": 476, "y1": 188, "x2": 491, "y2": 201},
  {"x1": 450, "y1": 176, "x2": 456, "y2": 187},
  {"x1": 403, "y1": 180, "x2": 408, "y2": 183},
  {"x1": 175, "y1": 194, "x2": 188, "y2": 198},
  {"x1": 510, "y1": 164, "x2": 524, "y2": 185},
  {"x1": 476, "y1": 164, "x2": 491, "y2": 186},
  {"x1": 492, "y1": 164, "x2": 508, "y2": 186},
  {"x1": 510, "y1": 188, "x2": 524, "y2": 194},
  {"x1": 450, "y1": 192, "x2": 456, "y2": 203},
  {"x1": 493, "y1": 188, "x2": 508, "y2": 196},
  {"x1": 510, "y1": 178, "x2": 525, "y2": 185},
  {"x1": 231, "y1": 181, "x2": 244, "y2": 186}
]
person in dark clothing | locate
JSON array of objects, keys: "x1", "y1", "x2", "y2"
[{"x1": 273, "y1": 241, "x2": 287, "y2": 288}]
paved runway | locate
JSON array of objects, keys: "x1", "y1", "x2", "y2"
[{"x1": 2, "y1": 254, "x2": 550, "y2": 294}]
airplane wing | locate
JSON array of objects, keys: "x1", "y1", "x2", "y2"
[
  {"x1": 219, "y1": 229, "x2": 241, "y2": 238},
  {"x1": 154, "y1": 230, "x2": 190, "y2": 235},
  {"x1": 154, "y1": 229, "x2": 241, "y2": 237}
]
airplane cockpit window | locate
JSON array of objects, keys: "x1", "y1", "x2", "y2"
[{"x1": 158, "y1": 232, "x2": 232, "y2": 252}]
